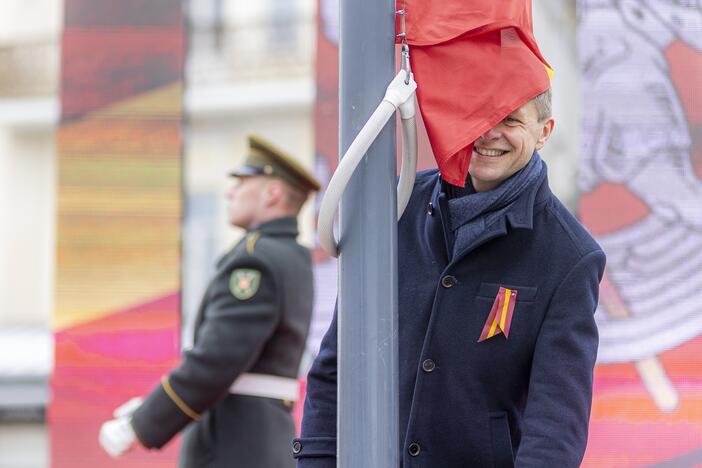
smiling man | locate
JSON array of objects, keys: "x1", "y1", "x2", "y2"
[
  {"x1": 470, "y1": 90, "x2": 554, "y2": 193},
  {"x1": 295, "y1": 89, "x2": 606, "y2": 467}
]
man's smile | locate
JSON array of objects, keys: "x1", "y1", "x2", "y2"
[{"x1": 474, "y1": 146, "x2": 508, "y2": 157}]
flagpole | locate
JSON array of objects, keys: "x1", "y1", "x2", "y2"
[{"x1": 337, "y1": 0, "x2": 399, "y2": 466}]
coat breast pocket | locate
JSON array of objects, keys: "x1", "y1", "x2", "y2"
[
  {"x1": 475, "y1": 282, "x2": 538, "y2": 302},
  {"x1": 472, "y1": 283, "x2": 539, "y2": 345}
]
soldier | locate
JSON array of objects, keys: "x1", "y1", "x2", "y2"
[{"x1": 99, "y1": 134, "x2": 320, "y2": 468}]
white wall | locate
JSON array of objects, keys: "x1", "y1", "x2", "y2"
[
  {"x1": 0, "y1": 128, "x2": 56, "y2": 326},
  {"x1": 534, "y1": 0, "x2": 580, "y2": 210},
  {"x1": 0, "y1": 0, "x2": 62, "y2": 45},
  {"x1": 0, "y1": 0, "x2": 59, "y2": 323},
  {"x1": 0, "y1": 0, "x2": 60, "y2": 326}
]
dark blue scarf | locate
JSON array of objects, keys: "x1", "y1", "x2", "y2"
[{"x1": 447, "y1": 152, "x2": 544, "y2": 256}]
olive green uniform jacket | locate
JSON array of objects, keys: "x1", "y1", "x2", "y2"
[{"x1": 132, "y1": 217, "x2": 314, "y2": 468}]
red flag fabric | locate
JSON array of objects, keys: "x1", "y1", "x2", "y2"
[{"x1": 397, "y1": 0, "x2": 552, "y2": 186}]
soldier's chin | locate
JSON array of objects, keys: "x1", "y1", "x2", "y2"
[{"x1": 229, "y1": 216, "x2": 245, "y2": 229}]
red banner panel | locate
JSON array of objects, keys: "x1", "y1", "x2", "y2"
[{"x1": 52, "y1": 1, "x2": 184, "y2": 466}]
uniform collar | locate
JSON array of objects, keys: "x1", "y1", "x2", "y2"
[{"x1": 250, "y1": 216, "x2": 299, "y2": 237}]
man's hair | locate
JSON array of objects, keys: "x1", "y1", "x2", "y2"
[
  {"x1": 281, "y1": 182, "x2": 308, "y2": 213},
  {"x1": 533, "y1": 88, "x2": 552, "y2": 122}
]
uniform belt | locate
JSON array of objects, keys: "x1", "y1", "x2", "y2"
[{"x1": 229, "y1": 373, "x2": 299, "y2": 402}]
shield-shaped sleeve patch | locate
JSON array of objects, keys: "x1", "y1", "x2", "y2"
[{"x1": 229, "y1": 269, "x2": 261, "y2": 300}]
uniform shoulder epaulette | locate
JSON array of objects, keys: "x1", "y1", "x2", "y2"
[{"x1": 245, "y1": 232, "x2": 262, "y2": 254}]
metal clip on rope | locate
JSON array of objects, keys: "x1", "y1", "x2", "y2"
[{"x1": 317, "y1": 68, "x2": 418, "y2": 257}]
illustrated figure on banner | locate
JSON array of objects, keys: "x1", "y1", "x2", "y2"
[{"x1": 578, "y1": 0, "x2": 702, "y2": 412}]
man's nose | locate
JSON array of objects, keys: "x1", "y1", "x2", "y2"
[{"x1": 481, "y1": 126, "x2": 501, "y2": 141}]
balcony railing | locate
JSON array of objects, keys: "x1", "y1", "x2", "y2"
[{"x1": 187, "y1": 16, "x2": 315, "y2": 85}]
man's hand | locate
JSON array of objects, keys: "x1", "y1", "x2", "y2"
[
  {"x1": 99, "y1": 397, "x2": 143, "y2": 458},
  {"x1": 113, "y1": 396, "x2": 144, "y2": 418},
  {"x1": 99, "y1": 416, "x2": 137, "y2": 457}
]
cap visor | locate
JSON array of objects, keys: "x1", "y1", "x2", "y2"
[{"x1": 228, "y1": 165, "x2": 264, "y2": 178}]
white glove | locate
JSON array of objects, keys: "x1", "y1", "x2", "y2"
[
  {"x1": 99, "y1": 416, "x2": 137, "y2": 458},
  {"x1": 113, "y1": 396, "x2": 144, "y2": 418}
]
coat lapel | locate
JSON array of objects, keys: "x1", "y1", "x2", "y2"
[
  {"x1": 422, "y1": 177, "x2": 451, "y2": 266},
  {"x1": 448, "y1": 164, "x2": 549, "y2": 265},
  {"x1": 451, "y1": 216, "x2": 509, "y2": 266}
]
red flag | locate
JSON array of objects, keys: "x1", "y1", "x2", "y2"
[{"x1": 397, "y1": 0, "x2": 552, "y2": 186}]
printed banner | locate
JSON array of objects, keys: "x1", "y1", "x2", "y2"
[
  {"x1": 52, "y1": 1, "x2": 184, "y2": 466},
  {"x1": 578, "y1": 1, "x2": 702, "y2": 465}
]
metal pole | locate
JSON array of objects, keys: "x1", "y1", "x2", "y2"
[{"x1": 337, "y1": 0, "x2": 399, "y2": 466}]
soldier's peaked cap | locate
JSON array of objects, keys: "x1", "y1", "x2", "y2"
[{"x1": 230, "y1": 134, "x2": 321, "y2": 193}]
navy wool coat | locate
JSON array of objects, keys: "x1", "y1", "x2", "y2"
[{"x1": 295, "y1": 164, "x2": 606, "y2": 468}]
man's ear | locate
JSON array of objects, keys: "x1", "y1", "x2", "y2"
[
  {"x1": 264, "y1": 179, "x2": 286, "y2": 206},
  {"x1": 535, "y1": 117, "x2": 555, "y2": 150}
]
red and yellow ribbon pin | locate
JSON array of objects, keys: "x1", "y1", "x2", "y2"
[{"x1": 478, "y1": 287, "x2": 517, "y2": 342}]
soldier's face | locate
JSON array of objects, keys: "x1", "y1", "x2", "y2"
[
  {"x1": 227, "y1": 176, "x2": 269, "y2": 229},
  {"x1": 469, "y1": 100, "x2": 554, "y2": 192}
]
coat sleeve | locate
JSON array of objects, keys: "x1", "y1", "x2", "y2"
[
  {"x1": 293, "y1": 308, "x2": 338, "y2": 467},
  {"x1": 131, "y1": 256, "x2": 280, "y2": 449},
  {"x1": 515, "y1": 249, "x2": 606, "y2": 467}
]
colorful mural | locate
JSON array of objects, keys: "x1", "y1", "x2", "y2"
[
  {"x1": 578, "y1": 1, "x2": 702, "y2": 465},
  {"x1": 52, "y1": 0, "x2": 184, "y2": 466}
]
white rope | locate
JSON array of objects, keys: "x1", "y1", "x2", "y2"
[
  {"x1": 317, "y1": 69, "x2": 417, "y2": 257},
  {"x1": 398, "y1": 113, "x2": 417, "y2": 218}
]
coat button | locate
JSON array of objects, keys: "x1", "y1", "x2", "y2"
[
  {"x1": 408, "y1": 442, "x2": 421, "y2": 457},
  {"x1": 427, "y1": 202, "x2": 434, "y2": 215},
  {"x1": 292, "y1": 441, "x2": 302, "y2": 454},
  {"x1": 422, "y1": 359, "x2": 435, "y2": 373},
  {"x1": 441, "y1": 275, "x2": 457, "y2": 288}
]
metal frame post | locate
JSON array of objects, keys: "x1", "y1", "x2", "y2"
[{"x1": 337, "y1": 0, "x2": 399, "y2": 467}]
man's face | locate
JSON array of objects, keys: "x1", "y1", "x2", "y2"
[
  {"x1": 469, "y1": 99, "x2": 554, "y2": 192},
  {"x1": 226, "y1": 176, "x2": 269, "y2": 229}
]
